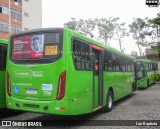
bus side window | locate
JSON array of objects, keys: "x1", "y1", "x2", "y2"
[
  {"x1": 0, "y1": 45, "x2": 2, "y2": 70},
  {"x1": 115, "y1": 55, "x2": 120, "y2": 71},
  {"x1": 119, "y1": 56, "x2": 123, "y2": 71},
  {"x1": 104, "y1": 50, "x2": 113, "y2": 71},
  {"x1": 104, "y1": 51, "x2": 107, "y2": 70},
  {"x1": 121, "y1": 57, "x2": 125, "y2": 72},
  {"x1": 72, "y1": 39, "x2": 91, "y2": 70},
  {"x1": 73, "y1": 40, "x2": 82, "y2": 69},
  {"x1": 107, "y1": 51, "x2": 113, "y2": 71},
  {"x1": 81, "y1": 43, "x2": 91, "y2": 70},
  {"x1": 0, "y1": 44, "x2": 7, "y2": 71}
]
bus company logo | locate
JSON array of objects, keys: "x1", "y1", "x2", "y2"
[
  {"x1": 42, "y1": 84, "x2": 52, "y2": 91},
  {"x1": 44, "y1": 90, "x2": 52, "y2": 96},
  {"x1": 15, "y1": 71, "x2": 30, "y2": 77},
  {"x1": 32, "y1": 71, "x2": 43, "y2": 77},
  {"x1": 2, "y1": 121, "x2": 11, "y2": 126},
  {"x1": 146, "y1": 0, "x2": 159, "y2": 7}
]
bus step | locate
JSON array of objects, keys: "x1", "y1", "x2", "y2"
[{"x1": 93, "y1": 106, "x2": 103, "y2": 112}]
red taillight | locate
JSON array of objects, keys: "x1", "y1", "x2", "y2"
[
  {"x1": 7, "y1": 71, "x2": 11, "y2": 96},
  {"x1": 56, "y1": 71, "x2": 66, "y2": 100}
]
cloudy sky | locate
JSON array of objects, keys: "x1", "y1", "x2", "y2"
[{"x1": 42, "y1": 0, "x2": 160, "y2": 54}]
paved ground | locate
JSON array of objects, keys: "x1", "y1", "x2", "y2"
[{"x1": 1, "y1": 83, "x2": 160, "y2": 129}]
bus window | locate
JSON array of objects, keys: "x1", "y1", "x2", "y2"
[
  {"x1": 104, "y1": 51, "x2": 113, "y2": 71},
  {"x1": 11, "y1": 33, "x2": 61, "y2": 61},
  {"x1": 73, "y1": 40, "x2": 81, "y2": 69},
  {"x1": 121, "y1": 57, "x2": 125, "y2": 72},
  {"x1": 81, "y1": 43, "x2": 90, "y2": 70},
  {"x1": 0, "y1": 44, "x2": 7, "y2": 70},
  {"x1": 72, "y1": 39, "x2": 91, "y2": 70},
  {"x1": 114, "y1": 54, "x2": 120, "y2": 71},
  {"x1": 136, "y1": 61, "x2": 146, "y2": 79}
]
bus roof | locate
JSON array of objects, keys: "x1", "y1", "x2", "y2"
[
  {"x1": 137, "y1": 58, "x2": 156, "y2": 63},
  {"x1": 65, "y1": 28, "x2": 136, "y2": 60},
  {"x1": 10, "y1": 27, "x2": 135, "y2": 60}
]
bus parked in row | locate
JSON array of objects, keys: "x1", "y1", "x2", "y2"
[
  {"x1": 135, "y1": 59, "x2": 157, "y2": 89},
  {"x1": 0, "y1": 38, "x2": 8, "y2": 108},
  {"x1": 6, "y1": 28, "x2": 136, "y2": 115}
]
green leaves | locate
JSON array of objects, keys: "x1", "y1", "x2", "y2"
[{"x1": 64, "y1": 15, "x2": 159, "y2": 56}]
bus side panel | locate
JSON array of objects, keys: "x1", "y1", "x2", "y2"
[
  {"x1": 124, "y1": 72, "x2": 133, "y2": 96},
  {"x1": 115, "y1": 72, "x2": 124, "y2": 100},
  {"x1": 148, "y1": 71, "x2": 156, "y2": 85},
  {"x1": 66, "y1": 31, "x2": 93, "y2": 115},
  {"x1": 103, "y1": 72, "x2": 116, "y2": 103},
  {"x1": 137, "y1": 78, "x2": 148, "y2": 89}
]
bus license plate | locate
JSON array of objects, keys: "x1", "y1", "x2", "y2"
[{"x1": 26, "y1": 89, "x2": 37, "y2": 94}]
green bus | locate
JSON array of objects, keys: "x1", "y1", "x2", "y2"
[
  {"x1": 136, "y1": 59, "x2": 157, "y2": 89},
  {"x1": 155, "y1": 62, "x2": 160, "y2": 81},
  {"x1": 6, "y1": 28, "x2": 135, "y2": 115},
  {"x1": 0, "y1": 38, "x2": 8, "y2": 108}
]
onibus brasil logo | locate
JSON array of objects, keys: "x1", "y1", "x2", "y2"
[{"x1": 146, "y1": 0, "x2": 160, "y2": 7}]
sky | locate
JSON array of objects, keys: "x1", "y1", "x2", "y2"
[{"x1": 42, "y1": 0, "x2": 160, "y2": 55}]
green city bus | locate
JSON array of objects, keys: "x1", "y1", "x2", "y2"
[
  {"x1": 0, "y1": 38, "x2": 8, "y2": 108},
  {"x1": 136, "y1": 59, "x2": 157, "y2": 89},
  {"x1": 155, "y1": 62, "x2": 160, "y2": 81},
  {"x1": 6, "y1": 28, "x2": 135, "y2": 115}
]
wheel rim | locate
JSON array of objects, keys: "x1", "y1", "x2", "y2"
[{"x1": 108, "y1": 95, "x2": 112, "y2": 109}]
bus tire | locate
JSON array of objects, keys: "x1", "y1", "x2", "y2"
[
  {"x1": 147, "y1": 79, "x2": 149, "y2": 87},
  {"x1": 130, "y1": 86, "x2": 134, "y2": 97},
  {"x1": 154, "y1": 77, "x2": 157, "y2": 85},
  {"x1": 105, "y1": 90, "x2": 113, "y2": 112}
]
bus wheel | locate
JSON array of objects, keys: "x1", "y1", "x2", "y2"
[
  {"x1": 130, "y1": 86, "x2": 134, "y2": 97},
  {"x1": 154, "y1": 78, "x2": 157, "y2": 85},
  {"x1": 147, "y1": 80, "x2": 149, "y2": 87},
  {"x1": 106, "y1": 90, "x2": 113, "y2": 112}
]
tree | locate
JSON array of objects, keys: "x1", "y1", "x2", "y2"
[
  {"x1": 113, "y1": 22, "x2": 129, "y2": 52},
  {"x1": 76, "y1": 19, "x2": 96, "y2": 38},
  {"x1": 129, "y1": 18, "x2": 149, "y2": 56},
  {"x1": 64, "y1": 18, "x2": 96, "y2": 38},
  {"x1": 148, "y1": 15, "x2": 160, "y2": 60},
  {"x1": 64, "y1": 18, "x2": 78, "y2": 31},
  {"x1": 97, "y1": 17, "x2": 119, "y2": 45}
]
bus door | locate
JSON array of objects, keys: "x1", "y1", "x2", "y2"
[{"x1": 91, "y1": 45, "x2": 103, "y2": 109}]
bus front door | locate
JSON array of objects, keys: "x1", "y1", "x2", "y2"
[{"x1": 92, "y1": 47, "x2": 103, "y2": 110}]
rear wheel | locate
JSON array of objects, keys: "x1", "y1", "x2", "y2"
[
  {"x1": 105, "y1": 90, "x2": 113, "y2": 112},
  {"x1": 147, "y1": 79, "x2": 149, "y2": 87},
  {"x1": 154, "y1": 77, "x2": 157, "y2": 85},
  {"x1": 130, "y1": 86, "x2": 134, "y2": 97}
]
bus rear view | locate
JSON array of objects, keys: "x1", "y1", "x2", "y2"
[{"x1": 6, "y1": 28, "x2": 71, "y2": 114}]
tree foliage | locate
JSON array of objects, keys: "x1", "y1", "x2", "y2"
[
  {"x1": 96, "y1": 17, "x2": 119, "y2": 45},
  {"x1": 148, "y1": 15, "x2": 160, "y2": 59},
  {"x1": 65, "y1": 16, "x2": 160, "y2": 56},
  {"x1": 113, "y1": 22, "x2": 129, "y2": 52},
  {"x1": 129, "y1": 18, "x2": 149, "y2": 56}
]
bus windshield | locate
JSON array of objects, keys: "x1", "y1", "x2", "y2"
[{"x1": 11, "y1": 33, "x2": 61, "y2": 60}]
